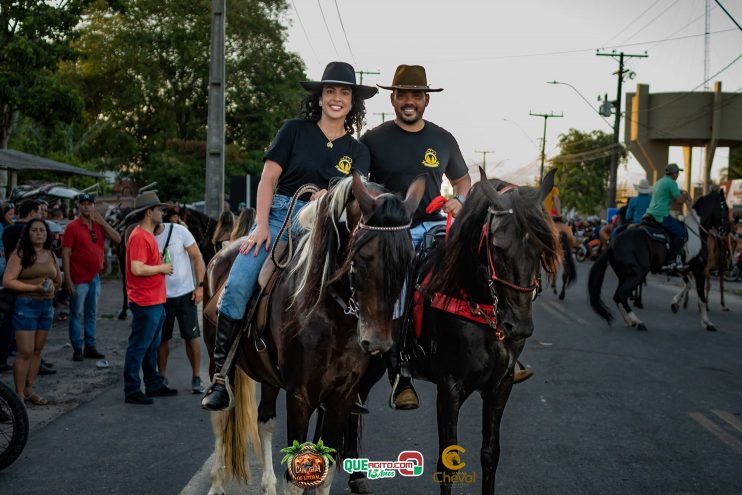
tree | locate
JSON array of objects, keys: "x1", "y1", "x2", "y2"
[
  {"x1": 550, "y1": 129, "x2": 626, "y2": 215},
  {"x1": 63, "y1": 0, "x2": 306, "y2": 193}
]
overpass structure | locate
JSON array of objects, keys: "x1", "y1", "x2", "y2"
[{"x1": 624, "y1": 82, "x2": 742, "y2": 194}]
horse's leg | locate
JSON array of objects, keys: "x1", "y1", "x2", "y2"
[
  {"x1": 208, "y1": 411, "x2": 230, "y2": 495},
  {"x1": 118, "y1": 248, "x2": 128, "y2": 320},
  {"x1": 551, "y1": 272, "x2": 557, "y2": 294},
  {"x1": 281, "y1": 392, "x2": 311, "y2": 495},
  {"x1": 634, "y1": 280, "x2": 643, "y2": 309},
  {"x1": 671, "y1": 278, "x2": 690, "y2": 313},
  {"x1": 481, "y1": 378, "x2": 515, "y2": 495},
  {"x1": 692, "y1": 262, "x2": 717, "y2": 332},
  {"x1": 436, "y1": 379, "x2": 469, "y2": 495},
  {"x1": 314, "y1": 397, "x2": 354, "y2": 495},
  {"x1": 614, "y1": 273, "x2": 647, "y2": 330},
  {"x1": 719, "y1": 266, "x2": 728, "y2": 311},
  {"x1": 258, "y1": 384, "x2": 280, "y2": 495},
  {"x1": 559, "y1": 271, "x2": 566, "y2": 300},
  {"x1": 346, "y1": 357, "x2": 385, "y2": 494}
]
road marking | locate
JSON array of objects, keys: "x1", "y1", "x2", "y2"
[
  {"x1": 546, "y1": 300, "x2": 589, "y2": 325},
  {"x1": 540, "y1": 301, "x2": 571, "y2": 324},
  {"x1": 180, "y1": 453, "x2": 213, "y2": 495},
  {"x1": 712, "y1": 410, "x2": 742, "y2": 434},
  {"x1": 689, "y1": 412, "x2": 742, "y2": 456}
]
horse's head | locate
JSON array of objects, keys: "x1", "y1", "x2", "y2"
[
  {"x1": 694, "y1": 188, "x2": 732, "y2": 236},
  {"x1": 291, "y1": 171, "x2": 424, "y2": 355},
  {"x1": 431, "y1": 168, "x2": 560, "y2": 339}
]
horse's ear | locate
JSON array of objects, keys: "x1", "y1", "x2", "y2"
[
  {"x1": 478, "y1": 166, "x2": 488, "y2": 183},
  {"x1": 539, "y1": 168, "x2": 557, "y2": 202},
  {"x1": 403, "y1": 175, "x2": 426, "y2": 216},
  {"x1": 480, "y1": 178, "x2": 500, "y2": 205},
  {"x1": 351, "y1": 170, "x2": 375, "y2": 216}
]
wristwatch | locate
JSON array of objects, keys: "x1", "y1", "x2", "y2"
[
  {"x1": 197, "y1": 281, "x2": 204, "y2": 287},
  {"x1": 454, "y1": 194, "x2": 466, "y2": 205}
]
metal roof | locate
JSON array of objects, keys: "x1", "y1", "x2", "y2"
[{"x1": 0, "y1": 148, "x2": 102, "y2": 178}]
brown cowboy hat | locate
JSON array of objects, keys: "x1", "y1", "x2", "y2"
[
  {"x1": 300, "y1": 61, "x2": 378, "y2": 100},
  {"x1": 377, "y1": 65, "x2": 443, "y2": 92},
  {"x1": 125, "y1": 191, "x2": 166, "y2": 220}
]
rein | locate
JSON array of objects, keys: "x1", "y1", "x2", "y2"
[{"x1": 272, "y1": 184, "x2": 320, "y2": 269}]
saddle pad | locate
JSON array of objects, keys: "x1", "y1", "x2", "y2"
[
  {"x1": 639, "y1": 224, "x2": 669, "y2": 244},
  {"x1": 258, "y1": 241, "x2": 287, "y2": 289}
]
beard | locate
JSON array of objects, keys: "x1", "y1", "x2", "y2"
[{"x1": 395, "y1": 105, "x2": 423, "y2": 124}]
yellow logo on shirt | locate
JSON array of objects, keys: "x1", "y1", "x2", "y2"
[
  {"x1": 422, "y1": 148, "x2": 440, "y2": 168},
  {"x1": 336, "y1": 156, "x2": 352, "y2": 174}
]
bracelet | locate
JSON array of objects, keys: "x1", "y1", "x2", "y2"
[{"x1": 454, "y1": 194, "x2": 466, "y2": 205}]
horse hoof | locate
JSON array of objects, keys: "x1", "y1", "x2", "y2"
[
  {"x1": 349, "y1": 478, "x2": 372, "y2": 494},
  {"x1": 722, "y1": 307, "x2": 730, "y2": 312},
  {"x1": 636, "y1": 323, "x2": 648, "y2": 331},
  {"x1": 671, "y1": 303, "x2": 679, "y2": 314},
  {"x1": 117, "y1": 310, "x2": 127, "y2": 320},
  {"x1": 634, "y1": 302, "x2": 643, "y2": 309},
  {"x1": 706, "y1": 325, "x2": 718, "y2": 332},
  {"x1": 558, "y1": 293, "x2": 565, "y2": 301}
]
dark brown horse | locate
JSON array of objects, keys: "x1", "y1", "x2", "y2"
[
  {"x1": 344, "y1": 169, "x2": 561, "y2": 495},
  {"x1": 204, "y1": 172, "x2": 425, "y2": 495}
]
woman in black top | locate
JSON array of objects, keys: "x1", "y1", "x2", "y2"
[{"x1": 202, "y1": 61, "x2": 377, "y2": 411}]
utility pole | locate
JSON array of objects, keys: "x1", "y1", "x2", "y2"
[
  {"x1": 205, "y1": 0, "x2": 226, "y2": 218},
  {"x1": 475, "y1": 150, "x2": 496, "y2": 176},
  {"x1": 596, "y1": 50, "x2": 648, "y2": 208},
  {"x1": 355, "y1": 69, "x2": 380, "y2": 86},
  {"x1": 374, "y1": 112, "x2": 393, "y2": 123},
  {"x1": 529, "y1": 111, "x2": 563, "y2": 183}
]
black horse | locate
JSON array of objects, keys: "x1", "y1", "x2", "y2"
[
  {"x1": 344, "y1": 169, "x2": 561, "y2": 495},
  {"x1": 588, "y1": 189, "x2": 730, "y2": 332}
]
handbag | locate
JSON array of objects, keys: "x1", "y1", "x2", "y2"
[{"x1": 0, "y1": 287, "x2": 16, "y2": 315}]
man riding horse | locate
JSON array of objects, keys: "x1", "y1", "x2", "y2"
[{"x1": 645, "y1": 163, "x2": 691, "y2": 272}]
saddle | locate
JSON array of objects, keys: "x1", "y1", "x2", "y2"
[{"x1": 639, "y1": 216, "x2": 670, "y2": 245}]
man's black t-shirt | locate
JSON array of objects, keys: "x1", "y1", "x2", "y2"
[
  {"x1": 361, "y1": 120, "x2": 468, "y2": 224},
  {"x1": 265, "y1": 119, "x2": 370, "y2": 197}
]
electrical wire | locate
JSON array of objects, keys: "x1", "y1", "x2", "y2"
[
  {"x1": 316, "y1": 0, "x2": 340, "y2": 58},
  {"x1": 602, "y1": 0, "x2": 664, "y2": 47},
  {"x1": 617, "y1": 0, "x2": 682, "y2": 46},
  {"x1": 290, "y1": 0, "x2": 320, "y2": 65},
  {"x1": 333, "y1": 0, "x2": 356, "y2": 66}
]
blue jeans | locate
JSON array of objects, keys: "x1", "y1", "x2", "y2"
[
  {"x1": 393, "y1": 220, "x2": 447, "y2": 318},
  {"x1": 219, "y1": 195, "x2": 307, "y2": 320},
  {"x1": 68, "y1": 274, "x2": 101, "y2": 350},
  {"x1": 661, "y1": 215, "x2": 687, "y2": 240},
  {"x1": 123, "y1": 303, "x2": 165, "y2": 397}
]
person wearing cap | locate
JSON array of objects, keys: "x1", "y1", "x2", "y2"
[
  {"x1": 645, "y1": 163, "x2": 691, "y2": 271},
  {"x1": 201, "y1": 61, "x2": 377, "y2": 412},
  {"x1": 123, "y1": 191, "x2": 178, "y2": 405},
  {"x1": 62, "y1": 193, "x2": 121, "y2": 362},
  {"x1": 360, "y1": 65, "x2": 471, "y2": 410}
]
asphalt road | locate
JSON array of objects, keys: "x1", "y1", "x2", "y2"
[{"x1": 2, "y1": 262, "x2": 741, "y2": 495}]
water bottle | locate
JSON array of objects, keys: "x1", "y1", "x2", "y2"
[{"x1": 163, "y1": 250, "x2": 171, "y2": 265}]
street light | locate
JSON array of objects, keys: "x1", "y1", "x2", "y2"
[{"x1": 547, "y1": 80, "x2": 613, "y2": 129}]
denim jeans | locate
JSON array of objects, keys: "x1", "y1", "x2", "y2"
[
  {"x1": 68, "y1": 274, "x2": 101, "y2": 350},
  {"x1": 219, "y1": 195, "x2": 307, "y2": 320},
  {"x1": 661, "y1": 215, "x2": 687, "y2": 241},
  {"x1": 393, "y1": 220, "x2": 448, "y2": 318},
  {"x1": 123, "y1": 303, "x2": 165, "y2": 397}
]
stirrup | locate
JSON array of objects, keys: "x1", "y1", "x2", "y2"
[
  {"x1": 254, "y1": 336, "x2": 267, "y2": 352},
  {"x1": 204, "y1": 373, "x2": 235, "y2": 411}
]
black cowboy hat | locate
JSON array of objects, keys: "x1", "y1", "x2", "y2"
[
  {"x1": 300, "y1": 61, "x2": 378, "y2": 100},
  {"x1": 377, "y1": 65, "x2": 443, "y2": 92}
]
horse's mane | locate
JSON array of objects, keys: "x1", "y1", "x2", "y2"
[
  {"x1": 289, "y1": 176, "x2": 413, "y2": 317},
  {"x1": 692, "y1": 189, "x2": 730, "y2": 232},
  {"x1": 427, "y1": 179, "x2": 560, "y2": 298}
]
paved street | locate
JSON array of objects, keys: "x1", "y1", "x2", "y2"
[{"x1": 1, "y1": 264, "x2": 741, "y2": 495}]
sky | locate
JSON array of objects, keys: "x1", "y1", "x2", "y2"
[{"x1": 278, "y1": 0, "x2": 742, "y2": 190}]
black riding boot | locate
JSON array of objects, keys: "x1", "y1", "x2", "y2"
[
  {"x1": 384, "y1": 338, "x2": 419, "y2": 410},
  {"x1": 664, "y1": 236, "x2": 685, "y2": 271},
  {"x1": 201, "y1": 314, "x2": 241, "y2": 411}
]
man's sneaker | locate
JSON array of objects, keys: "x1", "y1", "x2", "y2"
[
  {"x1": 83, "y1": 347, "x2": 105, "y2": 359},
  {"x1": 125, "y1": 392, "x2": 154, "y2": 405},
  {"x1": 191, "y1": 377, "x2": 205, "y2": 394},
  {"x1": 146, "y1": 385, "x2": 178, "y2": 397},
  {"x1": 40, "y1": 358, "x2": 54, "y2": 368},
  {"x1": 38, "y1": 363, "x2": 57, "y2": 376},
  {"x1": 72, "y1": 349, "x2": 84, "y2": 362}
]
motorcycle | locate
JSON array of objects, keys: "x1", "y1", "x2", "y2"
[{"x1": 724, "y1": 249, "x2": 741, "y2": 282}]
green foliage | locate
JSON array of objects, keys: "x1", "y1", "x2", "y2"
[{"x1": 550, "y1": 129, "x2": 625, "y2": 215}]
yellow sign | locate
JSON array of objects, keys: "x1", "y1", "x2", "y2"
[
  {"x1": 336, "y1": 156, "x2": 352, "y2": 174},
  {"x1": 422, "y1": 148, "x2": 439, "y2": 168},
  {"x1": 441, "y1": 445, "x2": 465, "y2": 470}
]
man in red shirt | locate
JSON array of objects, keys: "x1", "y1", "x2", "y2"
[
  {"x1": 62, "y1": 193, "x2": 121, "y2": 361},
  {"x1": 123, "y1": 191, "x2": 177, "y2": 405}
]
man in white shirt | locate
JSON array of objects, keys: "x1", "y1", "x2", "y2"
[{"x1": 154, "y1": 222, "x2": 206, "y2": 393}]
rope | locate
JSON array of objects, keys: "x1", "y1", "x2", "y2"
[{"x1": 271, "y1": 184, "x2": 320, "y2": 269}]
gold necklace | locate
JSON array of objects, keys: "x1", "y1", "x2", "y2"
[{"x1": 320, "y1": 125, "x2": 345, "y2": 149}]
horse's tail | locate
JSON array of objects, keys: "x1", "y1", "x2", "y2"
[
  {"x1": 560, "y1": 232, "x2": 577, "y2": 287},
  {"x1": 588, "y1": 248, "x2": 613, "y2": 323},
  {"x1": 216, "y1": 368, "x2": 261, "y2": 483}
]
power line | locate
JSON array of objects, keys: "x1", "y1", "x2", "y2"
[
  {"x1": 290, "y1": 0, "x2": 320, "y2": 64},
  {"x1": 316, "y1": 0, "x2": 340, "y2": 58},
  {"x1": 618, "y1": 0, "x2": 682, "y2": 45},
  {"x1": 602, "y1": 0, "x2": 664, "y2": 47},
  {"x1": 333, "y1": 0, "x2": 356, "y2": 65},
  {"x1": 529, "y1": 111, "x2": 564, "y2": 183},
  {"x1": 714, "y1": 0, "x2": 742, "y2": 31}
]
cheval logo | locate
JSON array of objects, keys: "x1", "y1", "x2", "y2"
[
  {"x1": 281, "y1": 440, "x2": 335, "y2": 489},
  {"x1": 422, "y1": 148, "x2": 440, "y2": 167},
  {"x1": 336, "y1": 155, "x2": 352, "y2": 174},
  {"x1": 433, "y1": 445, "x2": 476, "y2": 484}
]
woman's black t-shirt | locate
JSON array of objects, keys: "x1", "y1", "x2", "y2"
[{"x1": 264, "y1": 119, "x2": 370, "y2": 197}]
